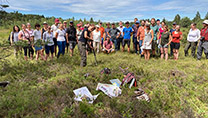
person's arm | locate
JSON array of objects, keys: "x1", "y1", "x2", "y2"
[
  {"x1": 107, "y1": 30, "x2": 111, "y2": 38},
  {"x1": 137, "y1": 28, "x2": 140, "y2": 42},
  {"x1": 197, "y1": 29, "x2": 201, "y2": 41},
  {"x1": 117, "y1": 30, "x2": 121, "y2": 39},
  {"x1": 168, "y1": 34, "x2": 173, "y2": 45},
  {"x1": 157, "y1": 31, "x2": 160, "y2": 40},
  {"x1": 18, "y1": 32, "x2": 23, "y2": 40},
  {"x1": 10, "y1": 33, "x2": 13, "y2": 45},
  {"x1": 66, "y1": 33, "x2": 69, "y2": 43},
  {"x1": 55, "y1": 32, "x2": 58, "y2": 39},
  {"x1": 179, "y1": 32, "x2": 183, "y2": 40},
  {"x1": 150, "y1": 30, "x2": 154, "y2": 44},
  {"x1": 41, "y1": 28, "x2": 43, "y2": 40},
  {"x1": 84, "y1": 31, "x2": 91, "y2": 40}
]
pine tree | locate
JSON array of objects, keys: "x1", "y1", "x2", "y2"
[
  {"x1": 205, "y1": 12, "x2": 208, "y2": 19},
  {"x1": 193, "y1": 11, "x2": 201, "y2": 22},
  {"x1": 90, "y1": 17, "x2": 94, "y2": 23},
  {"x1": 173, "y1": 14, "x2": 181, "y2": 25}
]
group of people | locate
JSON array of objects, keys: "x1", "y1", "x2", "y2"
[{"x1": 9, "y1": 18, "x2": 208, "y2": 67}]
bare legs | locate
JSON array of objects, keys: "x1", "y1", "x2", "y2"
[
  {"x1": 143, "y1": 49, "x2": 150, "y2": 60},
  {"x1": 160, "y1": 48, "x2": 169, "y2": 61}
]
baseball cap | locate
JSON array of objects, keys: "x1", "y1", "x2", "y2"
[
  {"x1": 157, "y1": 19, "x2": 160, "y2": 21},
  {"x1": 136, "y1": 21, "x2": 140, "y2": 24},
  {"x1": 55, "y1": 18, "x2": 59, "y2": 23},
  {"x1": 173, "y1": 22, "x2": 177, "y2": 25},
  {"x1": 43, "y1": 21, "x2": 48, "y2": 25},
  {"x1": 203, "y1": 20, "x2": 208, "y2": 24},
  {"x1": 77, "y1": 24, "x2": 81, "y2": 27},
  {"x1": 70, "y1": 21, "x2": 73, "y2": 24},
  {"x1": 63, "y1": 21, "x2": 67, "y2": 24},
  {"x1": 125, "y1": 21, "x2": 129, "y2": 24}
]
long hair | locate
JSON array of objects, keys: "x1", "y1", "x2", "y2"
[{"x1": 13, "y1": 25, "x2": 20, "y2": 33}]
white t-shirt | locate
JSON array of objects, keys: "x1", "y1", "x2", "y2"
[
  {"x1": 117, "y1": 26, "x2": 125, "y2": 37},
  {"x1": 43, "y1": 31, "x2": 54, "y2": 46},
  {"x1": 77, "y1": 29, "x2": 82, "y2": 40},
  {"x1": 51, "y1": 24, "x2": 59, "y2": 38},
  {"x1": 26, "y1": 29, "x2": 34, "y2": 36},
  {"x1": 56, "y1": 29, "x2": 66, "y2": 41},
  {"x1": 187, "y1": 29, "x2": 200, "y2": 42},
  {"x1": 11, "y1": 32, "x2": 19, "y2": 42},
  {"x1": 93, "y1": 30, "x2": 101, "y2": 42},
  {"x1": 32, "y1": 29, "x2": 41, "y2": 41}
]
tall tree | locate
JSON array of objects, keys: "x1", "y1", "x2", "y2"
[
  {"x1": 90, "y1": 17, "x2": 94, "y2": 23},
  {"x1": 205, "y1": 12, "x2": 208, "y2": 19},
  {"x1": 193, "y1": 11, "x2": 201, "y2": 22},
  {"x1": 173, "y1": 14, "x2": 181, "y2": 25},
  {"x1": 181, "y1": 17, "x2": 192, "y2": 28}
]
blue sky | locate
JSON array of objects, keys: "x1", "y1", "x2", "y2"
[{"x1": 3, "y1": 0, "x2": 208, "y2": 22}]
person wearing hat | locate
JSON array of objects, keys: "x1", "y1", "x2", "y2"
[
  {"x1": 150, "y1": 18, "x2": 159, "y2": 57},
  {"x1": 92, "y1": 25, "x2": 101, "y2": 53},
  {"x1": 104, "y1": 22, "x2": 111, "y2": 40},
  {"x1": 142, "y1": 23, "x2": 154, "y2": 60},
  {"x1": 132, "y1": 20, "x2": 140, "y2": 54},
  {"x1": 156, "y1": 19, "x2": 162, "y2": 28},
  {"x1": 107, "y1": 23, "x2": 121, "y2": 51},
  {"x1": 76, "y1": 24, "x2": 83, "y2": 40},
  {"x1": 66, "y1": 21, "x2": 77, "y2": 57},
  {"x1": 184, "y1": 23, "x2": 200, "y2": 58},
  {"x1": 99, "y1": 22, "x2": 105, "y2": 49},
  {"x1": 41, "y1": 21, "x2": 48, "y2": 39},
  {"x1": 51, "y1": 18, "x2": 60, "y2": 56},
  {"x1": 197, "y1": 20, "x2": 208, "y2": 60},
  {"x1": 122, "y1": 21, "x2": 133, "y2": 53},
  {"x1": 170, "y1": 22, "x2": 177, "y2": 56},
  {"x1": 117, "y1": 21, "x2": 125, "y2": 51}
]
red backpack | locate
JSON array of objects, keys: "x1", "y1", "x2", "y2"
[{"x1": 121, "y1": 73, "x2": 137, "y2": 88}]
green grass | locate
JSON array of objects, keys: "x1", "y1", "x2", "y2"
[{"x1": 0, "y1": 29, "x2": 208, "y2": 118}]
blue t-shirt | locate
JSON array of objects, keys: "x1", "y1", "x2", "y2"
[
  {"x1": 123, "y1": 27, "x2": 133, "y2": 40},
  {"x1": 170, "y1": 29, "x2": 176, "y2": 34}
]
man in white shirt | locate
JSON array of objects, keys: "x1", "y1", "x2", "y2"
[
  {"x1": 117, "y1": 21, "x2": 125, "y2": 50},
  {"x1": 51, "y1": 18, "x2": 60, "y2": 56}
]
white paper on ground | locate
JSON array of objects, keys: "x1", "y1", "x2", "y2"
[
  {"x1": 73, "y1": 86, "x2": 99, "y2": 104},
  {"x1": 110, "y1": 79, "x2": 122, "y2": 87},
  {"x1": 96, "y1": 83, "x2": 122, "y2": 98}
]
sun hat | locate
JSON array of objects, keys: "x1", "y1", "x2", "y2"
[
  {"x1": 43, "y1": 21, "x2": 48, "y2": 25},
  {"x1": 203, "y1": 20, "x2": 208, "y2": 24},
  {"x1": 96, "y1": 25, "x2": 100, "y2": 28},
  {"x1": 173, "y1": 22, "x2": 177, "y2": 25}
]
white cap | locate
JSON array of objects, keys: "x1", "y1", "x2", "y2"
[
  {"x1": 96, "y1": 25, "x2": 100, "y2": 28},
  {"x1": 203, "y1": 20, "x2": 208, "y2": 24}
]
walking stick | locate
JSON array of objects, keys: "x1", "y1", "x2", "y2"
[{"x1": 87, "y1": 41, "x2": 98, "y2": 65}]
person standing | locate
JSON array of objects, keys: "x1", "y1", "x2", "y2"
[
  {"x1": 137, "y1": 20, "x2": 145, "y2": 56},
  {"x1": 66, "y1": 21, "x2": 77, "y2": 57},
  {"x1": 150, "y1": 18, "x2": 159, "y2": 57},
  {"x1": 117, "y1": 21, "x2": 125, "y2": 50},
  {"x1": 55, "y1": 24, "x2": 66, "y2": 58},
  {"x1": 159, "y1": 25, "x2": 172, "y2": 61},
  {"x1": 99, "y1": 22, "x2": 105, "y2": 49},
  {"x1": 107, "y1": 23, "x2": 121, "y2": 51},
  {"x1": 122, "y1": 21, "x2": 133, "y2": 53},
  {"x1": 63, "y1": 21, "x2": 69, "y2": 53},
  {"x1": 26, "y1": 23, "x2": 34, "y2": 59},
  {"x1": 10, "y1": 25, "x2": 20, "y2": 57},
  {"x1": 18, "y1": 24, "x2": 34, "y2": 60},
  {"x1": 104, "y1": 22, "x2": 111, "y2": 40},
  {"x1": 197, "y1": 20, "x2": 208, "y2": 60},
  {"x1": 156, "y1": 19, "x2": 162, "y2": 28},
  {"x1": 132, "y1": 21, "x2": 140, "y2": 54},
  {"x1": 132, "y1": 18, "x2": 138, "y2": 52},
  {"x1": 142, "y1": 23, "x2": 154, "y2": 60},
  {"x1": 51, "y1": 18, "x2": 60, "y2": 56},
  {"x1": 78, "y1": 24, "x2": 95, "y2": 67},
  {"x1": 41, "y1": 21, "x2": 48, "y2": 39},
  {"x1": 184, "y1": 23, "x2": 200, "y2": 57},
  {"x1": 43, "y1": 26, "x2": 54, "y2": 60},
  {"x1": 92, "y1": 25, "x2": 101, "y2": 53},
  {"x1": 77, "y1": 24, "x2": 83, "y2": 40},
  {"x1": 32, "y1": 24, "x2": 45, "y2": 60},
  {"x1": 172, "y1": 25, "x2": 183, "y2": 60},
  {"x1": 170, "y1": 22, "x2": 177, "y2": 56}
]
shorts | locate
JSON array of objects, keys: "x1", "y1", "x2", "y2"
[
  {"x1": 152, "y1": 40, "x2": 157, "y2": 50},
  {"x1": 53, "y1": 38, "x2": 57, "y2": 46},
  {"x1": 69, "y1": 41, "x2": 76, "y2": 50},
  {"x1": 45, "y1": 45, "x2": 54, "y2": 54},
  {"x1": 171, "y1": 42, "x2": 180, "y2": 49},
  {"x1": 122, "y1": 39, "x2": 130, "y2": 47},
  {"x1": 35, "y1": 46, "x2": 43, "y2": 51},
  {"x1": 102, "y1": 48, "x2": 114, "y2": 53}
]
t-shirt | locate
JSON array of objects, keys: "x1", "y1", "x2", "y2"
[
  {"x1": 79, "y1": 28, "x2": 91, "y2": 43},
  {"x1": 117, "y1": 26, "x2": 125, "y2": 38},
  {"x1": 123, "y1": 27, "x2": 133, "y2": 40},
  {"x1": 99, "y1": 27, "x2": 105, "y2": 38},
  {"x1": 19, "y1": 30, "x2": 30, "y2": 41},
  {"x1": 66, "y1": 26, "x2": 77, "y2": 41},
  {"x1": 26, "y1": 29, "x2": 34, "y2": 36},
  {"x1": 11, "y1": 32, "x2": 19, "y2": 42},
  {"x1": 132, "y1": 24, "x2": 139, "y2": 37},
  {"x1": 56, "y1": 29, "x2": 66, "y2": 41},
  {"x1": 105, "y1": 27, "x2": 111, "y2": 38},
  {"x1": 43, "y1": 31, "x2": 54, "y2": 46},
  {"x1": 32, "y1": 29, "x2": 41, "y2": 41},
  {"x1": 137, "y1": 26, "x2": 145, "y2": 40},
  {"x1": 170, "y1": 28, "x2": 176, "y2": 34},
  {"x1": 159, "y1": 27, "x2": 164, "y2": 39},
  {"x1": 51, "y1": 24, "x2": 59, "y2": 38},
  {"x1": 77, "y1": 29, "x2": 82, "y2": 40},
  {"x1": 104, "y1": 40, "x2": 113, "y2": 49},
  {"x1": 172, "y1": 31, "x2": 182, "y2": 43},
  {"x1": 187, "y1": 29, "x2": 200, "y2": 42},
  {"x1": 161, "y1": 32, "x2": 170, "y2": 46},
  {"x1": 93, "y1": 30, "x2": 101, "y2": 42},
  {"x1": 108, "y1": 28, "x2": 120, "y2": 39},
  {"x1": 201, "y1": 28, "x2": 208, "y2": 41},
  {"x1": 150, "y1": 25, "x2": 159, "y2": 40}
]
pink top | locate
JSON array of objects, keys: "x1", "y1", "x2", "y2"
[
  {"x1": 104, "y1": 41, "x2": 113, "y2": 49},
  {"x1": 159, "y1": 27, "x2": 164, "y2": 39},
  {"x1": 19, "y1": 30, "x2": 30, "y2": 40}
]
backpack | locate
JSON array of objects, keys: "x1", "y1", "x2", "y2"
[{"x1": 121, "y1": 73, "x2": 137, "y2": 88}]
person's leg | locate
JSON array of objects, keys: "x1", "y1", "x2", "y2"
[
  {"x1": 122, "y1": 40, "x2": 125, "y2": 52},
  {"x1": 170, "y1": 42, "x2": 174, "y2": 56},
  {"x1": 127, "y1": 40, "x2": 130, "y2": 53},
  {"x1": 173, "y1": 49, "x2": 176, "y2": 60},
  {"x1": 78, "y1": 42, "x2": 87, "y2": 67},
  {"x1": 117, "y1": 38, "x2": 120, "y2": 50},
  {"x1": 57, "y1": 41, "x2": 62, "y2": 58},
  {"x1": 139, "y1": 40, "x2": 143, "y2": 55},
  {"x1": 69, "y1": 42, "x2": 73, "y2": 57},
  {"x1": 197, "y1": 41, "x2": 203, "y2": 60},
  {"x1": 63, "y1": 41, "x2": 66, "y2": 55},
  {"x1": 45, "y1": 45, "x2": 49, "y2": 61},
  {"x1": 133, "y1": 37, "x2": 137, "y2": 53},
  {"x1": 114, "y1": 39, "x2": 118, "y2": 51},
  {"x1": 29, "y1": 46, "x2": 34, "y2": 60},
  {"x1": 36, "y1": 50, "x2": 40, "y2": 60},
  {"x1": 191, "y1": 42, "x2": 197, "y2": 58},
  {"x1": 164, "y1": 48, "x2": 168, "y2": 61},
  {"x1": 203, "y1": 42, "x2": 208, "y2": 59},
  {"x1": 50, "y1": 45, "x2": 54, "y2": 60},
  {"x1": 23, "y1": 47, "x2": 28, "y2": 61},
  {"x1": 143, "y1": 50, "x2": 147, "y2": 60},
  {"x1": 184, "y1": 41, "x2": 191, "y2": 56},
  {"x1": 176, "y1": 49, "x2": 179, "y2": 60},
  {"x1": 96, "y1": 42, "x2": 100, "y2": 53},
  {"x1": 152, "y1": 40, "x2": 156, "y2": 56},
  {"x1": 160, "y1": 47, "x2": 164, "y2": 59},
  {"x1": 147, "y1": 50, "x2": 150, "y2": 60}
]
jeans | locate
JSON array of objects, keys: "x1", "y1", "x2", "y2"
[
  {"x1": 133, "y1": 37, "x2": 138, "y2": 53},
  {"x1": 57, "y1": 41, "x2": 66, "y2": 58},
  {"x1": 139, "y1": 40, "x2": 143, "y2": 54},
  {"x1": 112, "y1": 38, "x2": 118, "y2": 51},
  {"x1": 117, "y1": 37, "x2": 123, "y2": 50}
]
